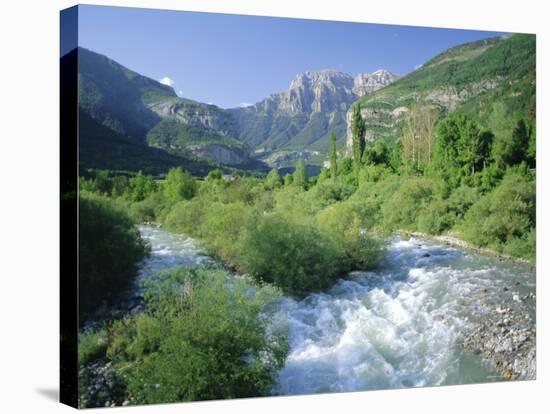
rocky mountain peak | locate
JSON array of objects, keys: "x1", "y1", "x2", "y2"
[
  {"x1": 289, "y1": 70, "x2": 354, "y2": 91},
  {"x1": 353, "y1": 70, "x2": 400, "y2": 96}
]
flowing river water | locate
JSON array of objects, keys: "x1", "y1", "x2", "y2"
[{"x1": 130, "y1": 225, "x2": 535, "y2": 394}]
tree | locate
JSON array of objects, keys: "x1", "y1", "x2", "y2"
[
  {"x1": 79, "y1": 193, "x2": 149, "y2": 320},
  {"x1": 364, "y1": 140, "x2": 390, "y2": 166},
  {"x1": 111, "y1": 175, "x2": 129, "y2": 198},
  {"x1": 488, "y1": 102, "x2": 515, "y2": 168},
  {"x1": 126, "y1": 171, "x2": 156, "y2": 202},
  {"x1": 401, "y1": 104, "x2": 438, "y2": 173},
  {"x1": 328, "y1": 131, "x2": 338, "y2": 179},
  {"x1": 509, "y1": 118, "x2": 530, "y2": 165},
  {"x1": 351, "y1": 105, "x2": 366, "y2": 169},
  {"x1": 432, "y1": 113, "x2": 492, "y2": 186},
  {"x1": 264, "y1": 168, "x2": 282, "y2": 190},
  {"x1": 207, "y1": 168, "x2": 223, "y2": 181},
  {"x1": 293, "y1": 159, "x2": 308, "y2": 190},
  {"x1": 527, "y1": 124, "x2": 536, "y2": 168},
  {"x1": 317, "y1": 167, "x2": 330, "y2": 184},
  {"x1": 458, "y1": 127, "x2": 493, "y2": 175},
  {"x1": 283, "y1": 173, "x2": 293, "y2": 186},
  {"x1": 163, "y1": 167, "x2": 197, "y2": 205}
]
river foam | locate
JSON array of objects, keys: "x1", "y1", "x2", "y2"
[
  {"x1": 133, "y1": 226, "x2": 535, "y2": 394},
  {"x1": 273, "y1": 236, "x2": 535, "y2": 394}
]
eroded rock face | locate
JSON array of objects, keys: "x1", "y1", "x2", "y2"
[
  {"x1": 345, "y1": 106, "x2": 402, "y2": 148},
  {"x1": 148, "y1": 98, "x2": 239, "y2": 137},
  {"x1": 187, "y1": 143, "x2": 248, "y2": 165},
  {"x1": 353, "y1": 70, "x2": 400, "y2": 97},
  {"x1": 230, "y1": 69, "x2": 398, "y2": 151}
]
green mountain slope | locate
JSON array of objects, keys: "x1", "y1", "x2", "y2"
[
  {"x1": 78, "y1": 110, "x2": 213, "y2": 176},
  {"x1": 78, "y1": 47, "x2": 260, "y2": 169},
  {"x1": 347, "y1": 34, "x2": 536, "y2": 147},
  {"x1": 78, "y1": 47, "x2": 175, "y2": 143}
]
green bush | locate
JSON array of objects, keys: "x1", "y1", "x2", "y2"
[
  {"x1": 316, "y1": 201, "x2": 383, "y2": 271},
  {"x1": 79, "y1": 193, "x2": 150, "y2": 320},
  {"x1": 447, "y1": 185, "x2": 481, "y2": 221},
  {"x1": 502, "y1": 228, "x2": 536, "y2": 261},
  {"x1": 237, "y1": 214, "x2": 339, "y2": 295},
  {"x1": 125, "y1": 171, "x2": 156, "y2": 202},
  {"x1": 108, "y1": 268, "x2": 288, "y2": 404},
  {"x1": 128, "y1": 190, "x2": 170, "y2": 223},
  {"x1": 200, "y1": 202, "x2": 256, "y2": 265},
  {"x1": 78, "y1": 329, "x2": 109, "y2": 365},
  {"x1": 416, "y1": 198, "x2": 453, "y2": 234},
  {"x1": 313, "y1": 179, "x2": 356, "y2": 204},
  {"x1": 381, "y1": 177, "x2": 435, "y2": 232},
  {"x1": 462, "y1": 173, "x2": 535, "y2": 257},
  {"x1": 163, "y1": 167, "x2": 197, "y2": 205},
  {"x1": 163, "y1": 198, "x2": 210, "y2": 236}
]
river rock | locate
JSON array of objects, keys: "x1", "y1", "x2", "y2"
[{"x1": 459, "y1": 300, "x2": 536, "y2": 381}]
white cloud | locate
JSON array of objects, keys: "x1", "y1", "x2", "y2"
[
  {"x1": 159, "y1": 76, "x2": 175, "y2": 87},
  {"x1": 414, "y1": 63, "x2": 423, "y2": 70},
  {"x1": 178, "y1": 90, "x2": 184, "y2": 96},
  {"x1": 238, "y1": 102, "x2": 253, "y2": 108}
]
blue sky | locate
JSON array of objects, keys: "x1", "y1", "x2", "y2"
[{"x1": 77, "y1": 5, "x2": 505, "y2": 108}]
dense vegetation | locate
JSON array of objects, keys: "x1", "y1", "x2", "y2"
[
  {"x1": 83, "y1": 84, "x2": 535, "y2": 264},
  {"x1": 79, "y1": 268, "x2": 288, "y2": 406},
  {"x1": 76, "y1": 32, "x2": 536, "y2": 407},
  {"x1": 79, "y1": 192, "x2": 150, "y2": 321},
  {"x1": 355, "y1": 34, "x2": 535, "y2": 143}
]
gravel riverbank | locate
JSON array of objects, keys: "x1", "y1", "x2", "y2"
[{"x1": 460, "y1": 292, "x2": 536, "y2": 380}]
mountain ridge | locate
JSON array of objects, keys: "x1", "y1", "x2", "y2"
[{"x1": 345, "y1": 34, "x2": 535, "y2": 150}]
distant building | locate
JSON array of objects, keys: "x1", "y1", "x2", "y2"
[
  {"x1": 222, "y1": 174, "x2": 236, "y2": 182},
  {"x1": 323, "y1": 160, "x2": 331, "y2": 169}
]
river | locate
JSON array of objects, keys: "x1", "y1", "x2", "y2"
[{"x1": 130, "y1": 225, "x2": 535, "y2": 394}]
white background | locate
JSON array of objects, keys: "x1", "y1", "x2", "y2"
[{"x1": 0, "y1": 0, "x2": 547, "y2": 412}]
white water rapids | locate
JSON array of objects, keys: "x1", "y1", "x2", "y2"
[{"x1": 135, "y1": 225, "x2": 535, "y2": 394}]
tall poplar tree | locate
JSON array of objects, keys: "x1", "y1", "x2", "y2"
[
  {"x1": 293, "y1": 159, "x2": 308, "y2": 190},
  {"x1": 328, "y1": 131, "x2": 338, "y2": 179},
  {"x1": 351, "y1": 105, "x2": 366, "y2": 169}
]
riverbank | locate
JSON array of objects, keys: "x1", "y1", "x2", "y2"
[
  {"x1": 460, "y1": 298, "x2": 536, "y2": 380},
  {"x1": 398, "y1": 230, "x2": 536, "y2": 381},
  {"x1": 398, "y1": 230, "x2": 534, "y2": 265}
]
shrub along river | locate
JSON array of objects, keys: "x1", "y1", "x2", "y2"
[{"x1": 93, "y1": 224, "x2": 536, "y2": 396}]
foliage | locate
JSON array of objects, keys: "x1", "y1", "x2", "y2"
[
  {"x1": 78, "y1": 329, "x2": 109, "y2": 365},
  {"x1": 431, "y1": 113, "x2": 492, "y2": 187},
  {"x1": 207, "y1": 168, "x2": 223, "y2": 180},
  {"x1": 237, "y1": 214, "x2": 339, "y2": 295},
  {"x1": 265, "y1": 168, "x2": 282, "y2": 190},
  {"x1": 200, "y1": 202, "x2": 255, "y2": 265},
  {"x1": 113, "y1": 269, "x2": 287, "y2": 404},
  {"x1": 79, "y1": 193, "x2": 150, "y2": 320},
  {"x1": 381, "y1": 177, "x2": 435, "y2": 232},
  {"x1": 163, "y1": 167, "x2": 197, "y2": 205},
  {"x1": 90, "y1": 268, "x2": 289, "y2": 404},
  {"x1": 316, "y1": 202, "x2": 383, "y2": 270},
  {"x1": 401, "y1": 104, "x2": 438, "y2": 173},
  {"x1": 328, "y1": 131, "x2": 338, "y2": 179},
  {"x1": 126, "y1": 171, "x2": 156, "y2": 202},
  {"x1": 462, "y1": 172, "x2": 535, "y2": 255},
  {"x1": 293, "y1": 159, "x2": 309, "y2": 190},
  {"x1": 283, "y1": 173, "x2": 293, "y2": 186},
  {"x1": 351, "y1": 105, "x2": 366, "y2": 169}
]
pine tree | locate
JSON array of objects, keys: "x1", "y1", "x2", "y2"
[
  {"x1": 351, "y1": 105, "x2": 366, "y2": 169},
  {"x1": 328, "y1": 131, "x2": 338, "y2": 179}
]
